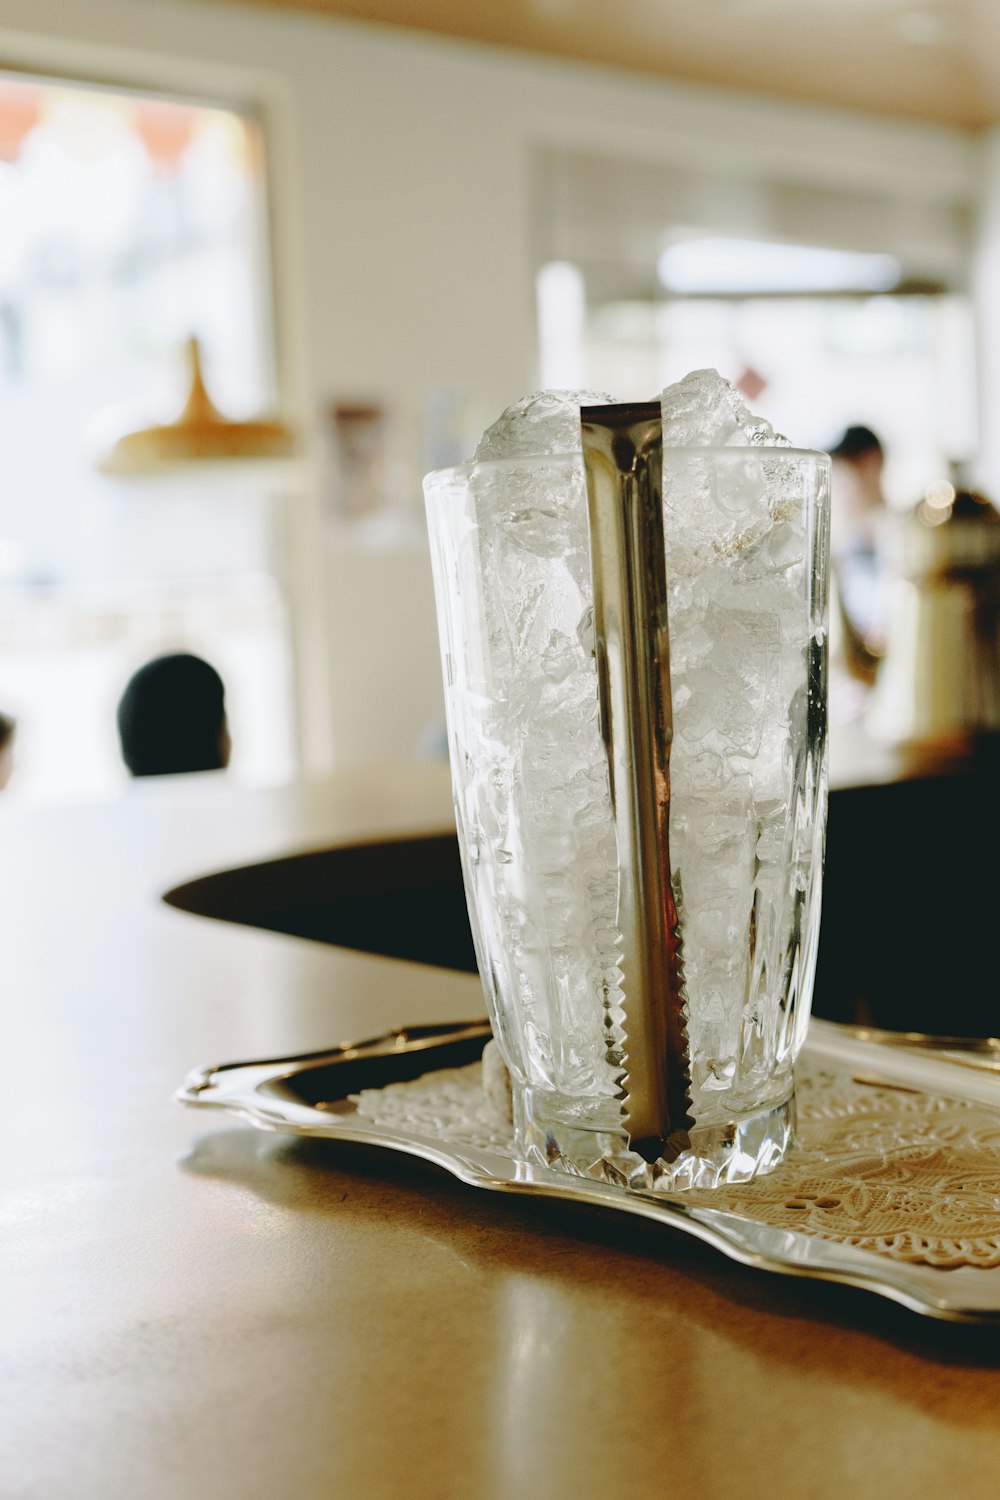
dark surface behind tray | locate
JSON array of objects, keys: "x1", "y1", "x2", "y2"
[{"x1": 166, "y1": 773, "x2": 1000, "y2": 1037}]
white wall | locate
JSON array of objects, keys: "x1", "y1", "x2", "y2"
[{"x1": 0, "y1": 0, "x2": 984, "y2": 768}]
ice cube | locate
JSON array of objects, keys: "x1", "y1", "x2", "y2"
[
  {"x1": 661, "y1": 368, "x2": 789, "y2": 449},
  {"x1": 474, "y1": 389, "x2": 617, "y2": 460},
  {"x1": 654, "y1": 371, "x2": 810, "y2": 1119}
]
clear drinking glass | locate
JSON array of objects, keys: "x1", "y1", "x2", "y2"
[{"x1": 424, "y1": 440, "x2": 829, "y2": 1189}]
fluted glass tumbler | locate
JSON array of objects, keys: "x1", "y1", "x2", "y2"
[{"x1": 424, "y1": 441, "x2": 829, "y2": 1190}]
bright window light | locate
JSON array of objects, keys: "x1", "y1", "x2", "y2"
[
  {"x1": 0, "y1": 72, "x2": 295, "y2": 802},
  {"x1": 657, "y1": 238, "x2": 902, "y2": 296},
  {"x1": 536, "y1": 260, "x2": 586, "y2": 389}
]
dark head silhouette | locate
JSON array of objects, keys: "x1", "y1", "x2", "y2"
[
  {"x1": 829, "y1": 424, "x2": 883, "y2": 463},
  {"x1": 117, "y1": 654, "x2": 230, "y2": 778}
]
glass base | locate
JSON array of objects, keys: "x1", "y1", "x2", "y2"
[{"x1": 516, "y1": 1087, "x2": 795, "y2": 1191}]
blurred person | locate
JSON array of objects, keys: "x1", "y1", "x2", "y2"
[
  {"x1": 0, "y1": 712, "x2": 15, "y2": 790},
  {"x1": 117, "y1": 654, "x2": 230, "y2": 778},
  {"x1": 828, "y1": 424, "x2": 888, "y2": 686}
]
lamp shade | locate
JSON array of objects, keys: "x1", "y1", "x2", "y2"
[{"x1": 96, "y1": 337, "x2": 296, "y2": 476}]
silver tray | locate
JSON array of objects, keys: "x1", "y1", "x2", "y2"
[{"x1": 177, "y1": 1018, "x2": 1000, "y2": 1325}]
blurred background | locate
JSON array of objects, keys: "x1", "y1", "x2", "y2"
[{"x1": 0, "y1": 0, "x2": 998, "y2": 804}]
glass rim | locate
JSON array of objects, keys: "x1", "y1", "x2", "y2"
[{"x1": 424, "y1": 446, "x2": 830, "y2": 488}]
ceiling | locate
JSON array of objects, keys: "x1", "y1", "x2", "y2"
[{"x1": 219, "y1": 0, "x2": 1000, "y2": 129}]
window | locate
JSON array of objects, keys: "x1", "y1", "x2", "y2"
[
  {"x1": 0, "y1": 72, "x2": 295, "y2": 801},
  {"x1": 534, "y1": 146, "x2": 977, "y2": 508},
  {"x1": 575, "y1": 286, "x2": 976, "y2": 507}
]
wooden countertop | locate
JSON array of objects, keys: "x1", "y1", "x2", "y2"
[{"x1": 4, "y1": 760, "x2": 999, "y2": 1500}]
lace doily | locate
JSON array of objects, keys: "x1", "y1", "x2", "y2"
[{"x1": 351, "y1": 1059, "x2": 1000, "y2": 1270}]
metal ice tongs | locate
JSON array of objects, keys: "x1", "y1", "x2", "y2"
[{"x1": 580, "y1": 403, "x2": 694, "y2": 1163}]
